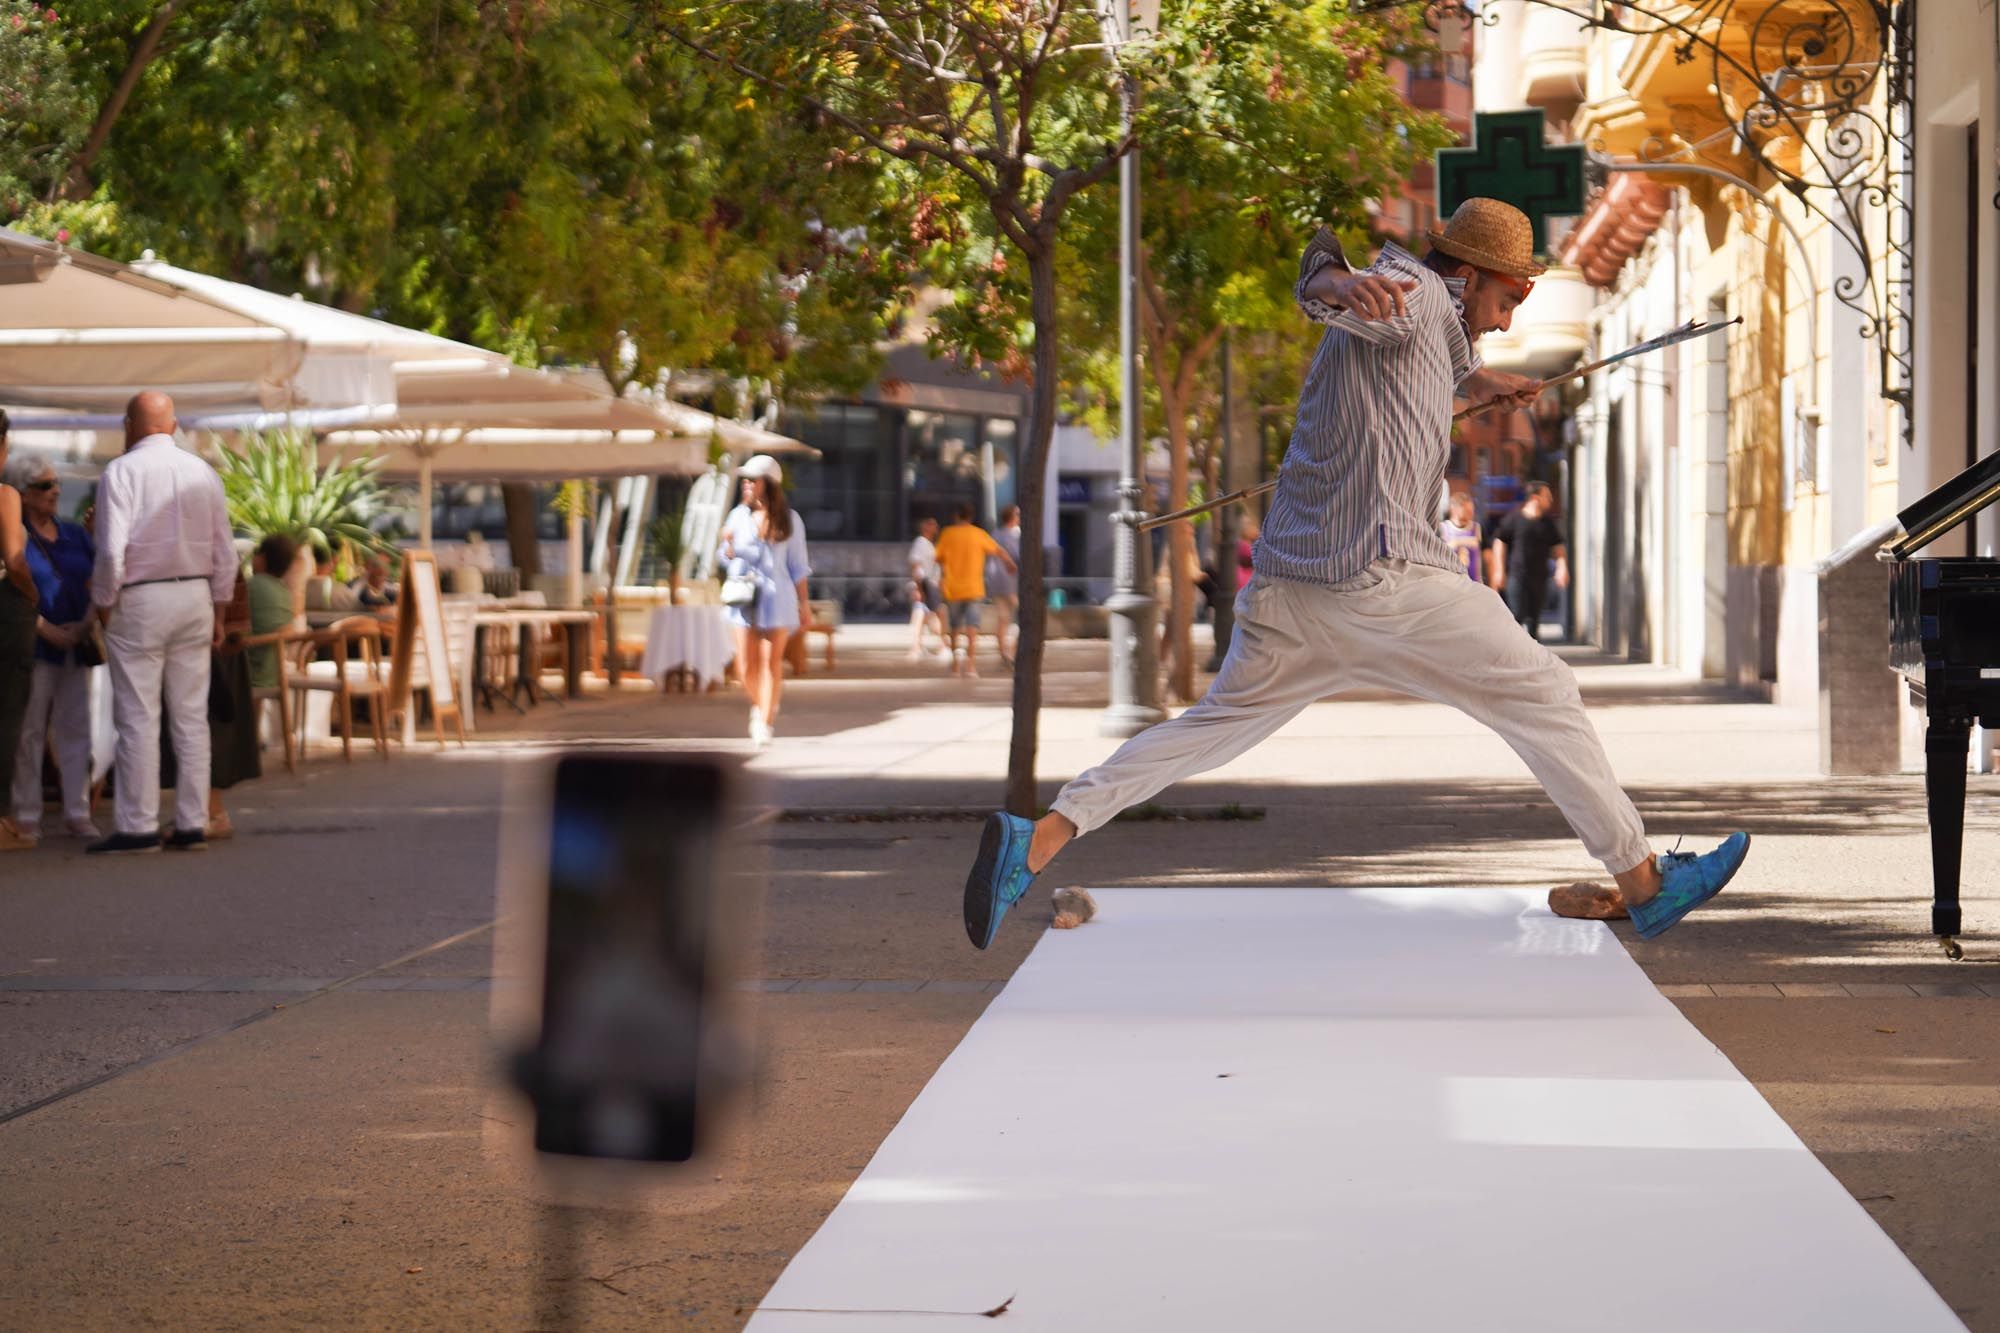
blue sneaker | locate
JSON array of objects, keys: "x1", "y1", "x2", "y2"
[
  {"x1": 1629, "y1": 833, "x2": 1751, "y2": 940},
  {"x1": 964, "y1": 812, "x2": 1038, "y2": 950}
]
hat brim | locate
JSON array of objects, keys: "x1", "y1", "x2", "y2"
[{"x1": 1426, "y1": 226, "x2": 1547, "y2": 280}]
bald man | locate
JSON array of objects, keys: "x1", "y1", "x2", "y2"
[{"x1": 88, "y1": 392, "x2": 238, "y2": 854}]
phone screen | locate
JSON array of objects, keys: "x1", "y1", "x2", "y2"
[{"x1": 528, "y1": 754, "x2": 724, "y2": 1162}]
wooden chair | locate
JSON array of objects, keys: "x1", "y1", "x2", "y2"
[
  {"x1": 290, "y1": 617, "x2": 392, "y2": 762},
  {"x1": 784, "y1": 599, "x2": 842, "y2": 677},
  {"x1": 239, "y1": 626, "x2": 314, "y2": 773},
  {"x1": 585, "y1": 593, "x2": 651, "y2": 676}
]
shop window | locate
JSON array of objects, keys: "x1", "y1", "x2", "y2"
[
  {"x1": 905, "y1": 409, "x2": 985, "y2": 523},
  {"x1": 784, "y1": 402, "x2": 900, "y2": 540}
]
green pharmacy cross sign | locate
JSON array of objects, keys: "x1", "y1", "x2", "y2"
[{"x1": 1435, "y1": 110, "x2": 1587, "y2": 257}]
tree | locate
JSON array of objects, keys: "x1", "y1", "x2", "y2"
[
  {"x1": 657, "y1": 0, "x2": 1143, "y2": 816},
  {"x1": 0, "y1": 1, "x2": 89, "y2": 216},
  {"x1": 18, "y1": 2, "x2": 907, "y2": 404},
  {"x1": 1060, "y1": 0, "x2": 1451, "y2": 699}
]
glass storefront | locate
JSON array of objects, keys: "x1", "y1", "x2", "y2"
[
  {"x1": 782, "y1": 401, "x2": 1021, "y2": 537},
  {"x1": 785, "y1": 402, "x2": 902, "y2": 541},
  {"x1": 904, "y1": 409, "x2": 984, "y2": 522},
  {"x1": 377, "y1": 481, "x2": 564, "y2": 544}
]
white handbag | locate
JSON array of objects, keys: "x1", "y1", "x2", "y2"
[{"x1": 720, "y1": 575, "x2": 757, "y2": 607}]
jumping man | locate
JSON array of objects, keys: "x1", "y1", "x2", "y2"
[{"x1": 962, "y1": 198, "x2": 1749, "y2": 948}]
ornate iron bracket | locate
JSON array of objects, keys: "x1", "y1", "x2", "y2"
[{"x1": 1389, "y1": 0, "x2": 1919, "y2": 449}]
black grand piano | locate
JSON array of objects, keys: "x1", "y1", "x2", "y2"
[{"x1": 1886, "y1": 449, "x2": 2000, "y2": 960}]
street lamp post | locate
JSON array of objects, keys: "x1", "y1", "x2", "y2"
[{"x1": 1100, "y1": 0, "x2": 1165, "y2": 738}]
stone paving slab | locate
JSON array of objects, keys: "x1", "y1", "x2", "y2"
[
  {"x1": 4, "y1": 640, "x2": 1999, "y2": 1328},
  {"x1": 0, "y1": 989, "x2": 994, "y2": 1331}
]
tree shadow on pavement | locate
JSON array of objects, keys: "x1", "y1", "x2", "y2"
[{"x1": 755, "y1": 770, "x2": 2000, "y2": 989}]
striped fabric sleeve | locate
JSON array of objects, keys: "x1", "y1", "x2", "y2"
[
  {"x1": 1296, "y1": 229, "x2": 1426, "y2": 346},
  {"x1": 1295, "y1": 228, "x2": 1351, "y2": 325},
  {"x1": 1309, "y1": 276, "x2": 1427, "y2": 347}
]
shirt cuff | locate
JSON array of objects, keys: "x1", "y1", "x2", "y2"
[{"x1": 1294, "y1": 228, "x2": 1352, "y2": 320}]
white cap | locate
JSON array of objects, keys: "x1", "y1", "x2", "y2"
[{"x1": 737, "y1": 454, "x2": 783, "y2": 484}]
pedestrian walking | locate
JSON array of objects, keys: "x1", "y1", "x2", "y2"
[
  {"x1": 1440, "y1": 489, "x2": 1484, "y2": 584},
  {"x1": 905, "y1": 516, "x2": 948, "y2": 661},
  {"x1": 0, "y1": 414, "x2": 52, "y2": 851},
  {"x1": 988, "y1": 505, "x2": 1022, "y2": 667},
  {"x1": 1234, "y1": 514, "x2": 1260, "y2": 593},
  {"x1": 6, "y1": 454, "x2": 99, "y2": 845},
  {"x1": 87, "y1": 392, "x2": 239, "y2": 854},
  {"x1": 959, "y1": 198, "x2": 1748, "y2": 951},
  {"x1": 933, "y1": 504, "x2": 1016, "y2": 679},
  {"x1": 717, "y1": 454, "x2": 811, "y2": 748},
  {"x1": 1490, "y1": 482, "x2": 1568, "y2": 640}
]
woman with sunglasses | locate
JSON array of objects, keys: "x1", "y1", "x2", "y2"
[
  {"x1": 5, "y1": 454, "x2": 99, "y2": 846},
  {"x1": 0, "y1": 412, "x2": 51, "y2": 851}
]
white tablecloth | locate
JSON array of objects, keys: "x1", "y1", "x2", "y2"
[{"x1": 639, "y1": 604, "x2": 734, "y2": 687}]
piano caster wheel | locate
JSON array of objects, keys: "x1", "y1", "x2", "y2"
[{"x1": 1940, "y1": 936, "x2": 1964, "y2": 962}]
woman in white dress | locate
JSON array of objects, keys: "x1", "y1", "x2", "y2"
[{"x1": 716, "y1": 455, "x2": 811, "y2": 747}]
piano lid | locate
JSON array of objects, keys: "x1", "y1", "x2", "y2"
[{"x1": 1887, "y1": 448, "x2": 2000, "y2": 561}]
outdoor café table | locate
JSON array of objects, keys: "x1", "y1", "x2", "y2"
[
  {"x1": 639, "y1": 603, "x2": 734, "y2": 689},
  {"x1": 468, "y1": 608, "x2": 597, "y2": 712}
]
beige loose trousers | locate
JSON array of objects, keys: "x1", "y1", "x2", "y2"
[{"x1": 1052, "y1": 560, "x2": 1654, "y2": 875}]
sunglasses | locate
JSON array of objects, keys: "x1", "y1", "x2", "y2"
[{"x1": 25, "y1": 479, "x2": 58, "y2": 492}]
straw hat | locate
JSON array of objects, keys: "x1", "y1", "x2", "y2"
[
  {"x1": 1426, "y1": 198, "x2": 1546, "y2": 280},
  {"x1": 737, "y1": 453, "x2": 783, "y2": 484}
]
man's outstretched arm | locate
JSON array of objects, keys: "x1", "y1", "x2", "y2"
[
  {"x1": 1295, "y1": 229, "x2": 1422, "y2": 344},
  {"x1": 1458, "y1": 367, "x2": 1542, "y2": 415}
]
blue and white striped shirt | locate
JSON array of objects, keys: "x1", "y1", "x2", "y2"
[{"x1": 1255, "y1": 237, "x2": 1481, "y2": 587}]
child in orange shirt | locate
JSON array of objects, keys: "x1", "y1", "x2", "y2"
[{"x1": 931, "y1": 504, "x2": 1016, "y2": 678}]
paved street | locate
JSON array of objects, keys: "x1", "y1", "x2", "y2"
[{"x1": 4, "y1": 628, "x2": 1999, "y2": 1329}]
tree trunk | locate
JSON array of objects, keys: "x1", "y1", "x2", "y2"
[
  {"x1": 60, "y1": 2, "x2": 181, "y2": 201},
  {"x1": 1162, "y1": 404, "x2": 1196, "y2": 702},
  {"x1": 501, "y1": 484, "x2": 544, "y2": 580},
  {"x1": 1005, "y1": 244, "x2": 1062, "y2": 817}
]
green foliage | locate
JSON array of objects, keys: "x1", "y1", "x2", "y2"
[
  {"x1": 1043, "y1": 1, "x2": 1450, "y2": 698},
  {"x1": 551, "y1": 480, "x2": 597, "y2": 523},
  {"x1": 12, "y1": 1, "x2": 907, "y2": 406},
  {"x1": 655, "y1": 0, "x2": 1141, "y2": 813},
  {"x1": 212, "y1": 430, "x2": 386, "y2": 556},
  {"x1": 647, "y1": 494, "x2": 689, "y2": 571},
  {"x1": 1061, "y1": 0, "x2": 1455, "y2": 431},
  {"x1": 0, "y1": 1, "x2": 88, "y2": 216}
]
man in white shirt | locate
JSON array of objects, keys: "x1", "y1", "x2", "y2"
[
  {"x1": 88, "y1": 392, "x2": 238, "y2": 854},
  {"x1": 905, "y1": 516, "x2": 947, "y2": 662}
]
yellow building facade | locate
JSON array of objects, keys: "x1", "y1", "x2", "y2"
[{"x1": 1476, "y1": 1, "x2": 1964, "y2": 771}]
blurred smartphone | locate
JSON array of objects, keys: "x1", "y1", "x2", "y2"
[{"x1": 512, "y1": 753, "x2": 734, "y2": 1164}]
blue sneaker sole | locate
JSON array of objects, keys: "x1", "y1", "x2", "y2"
[
  {"x1": 963, "y1": 813, "x2": 1009, "y2": 950},
  {"x1": 1634, "y1": 833, "x2": 1751, "y2": 940}
]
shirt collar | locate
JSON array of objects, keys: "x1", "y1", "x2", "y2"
[
  {"x1": 1379, "y1": 240, "x2": 1471, "y2": 328},
  {"x1": 129, "y1": 433, "x2": 178, "y2": 452}
]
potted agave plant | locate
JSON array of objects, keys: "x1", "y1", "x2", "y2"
[
  {"x1": 213, "y1": 428, "x2": 386, "y2": 556},
  {"x1": 647, "y1": 494, "x2": 690, "y2": 603}
]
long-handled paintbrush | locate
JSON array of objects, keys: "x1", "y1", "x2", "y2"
[{"x1": 1136, "y1": 317, "x2": 1742, "y2": 532}]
